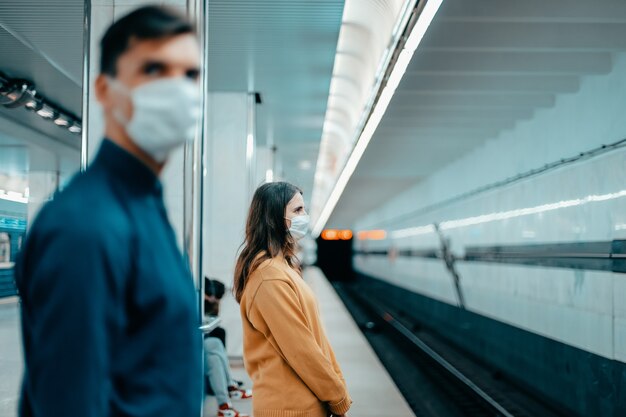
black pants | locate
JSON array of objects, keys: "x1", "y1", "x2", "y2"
[{"x1": 206, "y1": 326, "x2": 226, "y2": 348}]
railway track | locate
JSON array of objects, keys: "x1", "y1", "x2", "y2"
[{"x1": 334, "y1": 282, "x2": 568, "y2": 417}]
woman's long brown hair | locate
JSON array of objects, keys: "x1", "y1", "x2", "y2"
[{"x1": 233, "y1": 182, "x2": 302, "y2": 303}]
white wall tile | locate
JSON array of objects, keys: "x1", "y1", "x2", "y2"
[
  {"x1": 354, "y1": 52, "x2": 626, "y2": 362},
  {"x1": 614, "y1": 317, "x2": 626, "y2": 362},
  {"x1": 202, "y1": 93, "x2": 250, "y2": 282}
]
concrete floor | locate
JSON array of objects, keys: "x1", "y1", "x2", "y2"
[
  {"x1": 306, "y1": 267, "x2": 415, "y2": 417},
  {"x1": 0, "y1": 298, "x2": 22, "y2": 417},
  {"x1": 0, "y1": 267, "x2": 414, "y2": 417},
  {"x1": 214, "y1": 267, "x2": 415, "y2": 417},
  {"x1": 203, "y1": 357, "x2": 253, "y2": 417},
  {"x1": 0, "y1": 297, "x2": 252, "y2": 417}
]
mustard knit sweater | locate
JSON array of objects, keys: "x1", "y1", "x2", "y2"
[{"x1": 240, "y1": 256, "x2": 352, "y2": 417}]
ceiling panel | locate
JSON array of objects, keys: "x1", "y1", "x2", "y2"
[
  {"x1": 0, "y1": 25, "x2": 83, "y2": 118},
  {"x1": 326, "y1": 177, "x2": 417, "y2": 229},
  {"x1": 329, "y1": 0, "x2": 626, "y2": 229},
  {"x1": 0, "y1": 0, "x2": 84, "y2": 105},
  {"x1": 0, "y1": 0, "x2": 84, "y2": 149},
  {"x1": 207, "y1": 0, "x2": 345, "y2": 203},
  {"x1": 0, "y1": 0, "x2": 343, "y2": 202}
]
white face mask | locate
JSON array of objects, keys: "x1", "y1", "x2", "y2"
[
  {"x1": 109, "y1": 77, "x2": 201, "y2": 162},
  {"x1": 287, "y1": 214, "x2": 310, "y2": 240}
]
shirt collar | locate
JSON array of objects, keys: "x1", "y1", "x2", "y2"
[{"x1": 93, "y1": 139, "x2": 162, "y2": 195}]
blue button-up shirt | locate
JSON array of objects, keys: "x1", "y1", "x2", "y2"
[{"x1": 16, "y1": 139, "x2": 202, "y2": 417}]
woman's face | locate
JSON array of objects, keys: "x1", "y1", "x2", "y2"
[{"x1": 285, "y1": 192, "x2": 306, "y2": 229}]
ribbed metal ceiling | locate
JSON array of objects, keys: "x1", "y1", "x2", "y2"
[
  {"x1": 0, "y1": 1, "x2": 84, "y2": 108},
  {"x1": 0, "y1": 0, "x2": 345, "y2": 185},
  {"x1": 328, "y1": 0, "x2": 626, "y2": 228},
  {"x1": 311, "y1": 0, "x2": 409, "y2": 227},
  {"x1": 0, "y1": 0, "x2": 84, "y2": 148},
  {"x1": 207, "y1": 0, "x2": 345, "y2": 198}
]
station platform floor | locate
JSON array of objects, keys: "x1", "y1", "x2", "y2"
[
  {"x1": 0, "y1": 297, "x2": 22, "y2": 417},
  {"x1": 302, "y1": 267, "x2": 414, "y2": 417},
  {"x1": 208, "y1": 267, "x2": 414, "y2": 417},
  {"x1": 0, "y1": 267, "x2": 414, "y2": 417}
]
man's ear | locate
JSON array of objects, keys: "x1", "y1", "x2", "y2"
[{"x1": 95, "y1": 74, "x2": 109, "y2": 107}]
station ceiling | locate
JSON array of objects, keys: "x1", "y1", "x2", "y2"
[
  {"x1": 0, "y1": 0, "x2": 84, "y2": 153},
  {"x1": 9, "y1": 0, "x2": 624, "y2": 231},
  {"x1": 0, "y1": 0, "x2": 345, "y2": 199},
  {"x1": 326, "y1": 0, "x2": 626, "y2": 228},
  {"x1": 207, "y1": 0, "x2": 345, "y2": 205}
]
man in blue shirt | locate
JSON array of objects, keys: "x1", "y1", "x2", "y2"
[{"x1": 15, "y1": 6, "x2": 203, "y2": 416}]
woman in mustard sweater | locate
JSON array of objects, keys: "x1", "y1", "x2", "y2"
[{"x1": 234, "y1": 182, "x2": 352, "y2": 417}]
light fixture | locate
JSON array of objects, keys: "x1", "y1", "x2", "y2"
[
  {"x1": 0, "y1": 189, "x2": 28, "y2": 204},
  {"x1": 321, "y1": 229, "x2": 354, "y2": 240},
  {"x1": 390, "y1": 189, "x2": 626, "y2": 239},
  {"x1": 299, "y1": 160, "x2": 312, "y2": 170},
  {"x1": 246, "y1": 133, "x2": 254, "y2": 161},
  {"x1": 321, "y1": 230, "x2": 339, "y2": 240},
  {"x1": 24, "y1": 96, "x2": 41, "y2": 110},
  {"x1": 54, "y1": 114, "x2": 72, "y2": 127},
  {"x1": 339, "y1": 230, "x2": 353, "y2": 240},
  {"x1": 312, "y1": 0, "x2": 443, "y2": 237},
  {"x1": 0, "y1": 80, "x2": 34, "y2": 108},
  {"x1": 357, "y1": 230, "x2": 387, "y2": 240},
  {"x1": 36, "y1": 104, "x2": 57, "y2": 119},
  {"x1": 0, "y1": 71, "x2": 82, "y2": 136}
]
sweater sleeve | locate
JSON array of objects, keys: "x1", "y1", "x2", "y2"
[
  {"x1": 327, "y1": 343, "x2": 347, "y2": 387},
  {"x1": 248, "y1": 278, "x2": 352, "y2": 415}
]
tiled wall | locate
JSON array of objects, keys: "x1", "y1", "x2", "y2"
[
  {"x1": 202, "y1": 93, "x2": 250, "y2": 283},
  {"x1": 353, "y1": 53, "x2": 626, "y2": 363}
]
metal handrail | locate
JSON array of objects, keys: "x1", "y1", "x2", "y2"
[{"x1": 199, "y1": 317, "x2": 221, "y2": 334}]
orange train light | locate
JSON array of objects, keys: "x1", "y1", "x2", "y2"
[
  {"x1": 321, "y1": 229, "x2": 339, "y2": 240},
  {"x1": 339, "y1": 230, "x2": 353, "y2": 240},
  {"x1": 357, "y1": 230, "x2": 387, "y2": 240},
  {"x1": 321, "y1": 229, "x2": 353, "y2": 240}
]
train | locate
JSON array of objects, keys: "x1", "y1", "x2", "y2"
[{"x1": 0, "y1": 215, "x2": 26, "y2": 298}]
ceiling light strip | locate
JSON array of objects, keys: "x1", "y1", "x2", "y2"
[
  {"x1": 312, "y1": 0, "x2": 443, "y2": 237},
  {"x1": 362, "y1": 0, "x2": 417, "y2": 130},
  {"x1": 0, "y1": 72, "x2": 82, "y2": 136}
]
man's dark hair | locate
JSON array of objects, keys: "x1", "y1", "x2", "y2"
[
  {"x1": 204, "y1": 277, "x2": 226, "y2": 299},
  {"x1": 100, "y1": 5, "x2": 195, "y2": 76}
]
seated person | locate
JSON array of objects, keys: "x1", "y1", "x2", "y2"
[
  {"x1": 204, "y1": 277, "x2": 227, "y2": 347},
  {"x1": 204, "y1": 278, "x2": 252, "y2": 417},
  {"x1": 205, "y1": 277, "x2": 244, "y2": 388},
  {"x1": 204, "y1": 337, "x2": 252, "y2": 417}
]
